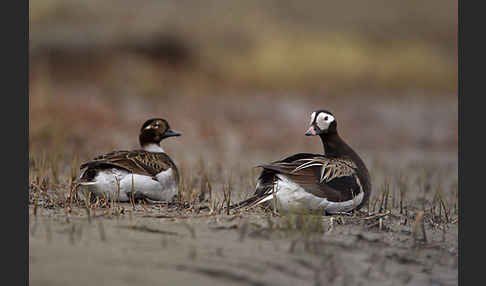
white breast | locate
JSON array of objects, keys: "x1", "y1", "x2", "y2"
[{"x1": 152, "y1": 168, "x2": 178, "y2": 200}]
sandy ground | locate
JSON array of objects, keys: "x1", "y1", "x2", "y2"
[
  {"x1": 29, "y1": 89, "x2": 457, "y2": 286},
  {"x1": 29, "y1": 200, "x2": 457, "y2": 286},
  {"x1": 29, "y1": 148, "x2": 458, "y2": 286}
]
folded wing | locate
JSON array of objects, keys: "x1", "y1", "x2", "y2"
[
  {"x1": 258, "y1": 155, "x2": 363, "y2": 203},
  {"x1": 80, "y1": 150, "x2": 174, "y2": 178}
]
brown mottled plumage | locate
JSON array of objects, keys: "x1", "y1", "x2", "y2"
[{"x1": 80, "y1": 150, "x2": 178, "y2": 181}]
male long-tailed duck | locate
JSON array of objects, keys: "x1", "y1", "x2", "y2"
[
  {"x1": 77, "y1": 118, "x2": 181, "y2": 203},
  {"x1": 232, "y1": 110, "x2": 371, "y2": 214}
]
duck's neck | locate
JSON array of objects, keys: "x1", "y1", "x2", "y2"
[
  {"x1": 320, "y1": 131, "x2": 371, "y2": 209},
  {"x1": 319, "y1": 133, "x2": 367, "y2": 172},
  {"x1": 321, "y1": 132, "x2": 370, "y2": 187},
  {"x1": 319, "y1": 132, "x2": 352, "y2": 157},
  {"x1": 142, "y1": 143, "x2": 165, "y2": 153}
]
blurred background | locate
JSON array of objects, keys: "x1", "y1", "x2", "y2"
[{"x1": 29, "y1": 0, "x2": 458, "y2": 179}]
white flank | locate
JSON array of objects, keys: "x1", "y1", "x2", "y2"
[
  {"x1": 257, "y1": 174, "x2": 363, "y2": 214},
  {"x1": 77, "y1": 168, "x2": 177, "y2": 202}
]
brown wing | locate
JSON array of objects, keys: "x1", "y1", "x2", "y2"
[
  {"x1": 80, "y1": 150, "x2": 174, "y2": 177},
  {"x1": 259, "y1": 156, "x2": 362, "y2": 202}
]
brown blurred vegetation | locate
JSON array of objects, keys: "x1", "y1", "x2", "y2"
[
  {"x1": 29, "y1": 0, "x2": 458, "y2": 167},
  {"x1": 30, "y1": 0, "x2": 457, "y2": 91}
]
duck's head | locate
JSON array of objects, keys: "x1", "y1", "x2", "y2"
[
  {"x1": 305, "y1": 110, "x2": 337, "y2": 136},
  {"x1": 139, "y1": 118, "x2": 181, "y2": 147}
]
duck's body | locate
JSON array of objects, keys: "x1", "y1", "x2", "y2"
[
  {"x1": 77, "y1": 118, "x2": 181, "y2": 203},
  {"x1": 232, "y1": 110, "x2": 371, "y2": 214}
]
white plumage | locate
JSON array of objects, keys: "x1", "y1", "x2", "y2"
[
  {"x1": 78, "y1": 168, "x2": 178, "y2": 202},
  {"x1": 256, "y1": 174, "x2": 364, "y2": 214}
]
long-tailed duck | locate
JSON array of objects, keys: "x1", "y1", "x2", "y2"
[
  {"x1": 77, "y1": 118, "x2": 181, "y2": 203},
  {"x1": 232, "y1": 110, "x2": 371, "y2": 214}
]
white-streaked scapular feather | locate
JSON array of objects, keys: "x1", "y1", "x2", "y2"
[{"x1": 292, "y1": 158, "x2": 357, "y2": 183}]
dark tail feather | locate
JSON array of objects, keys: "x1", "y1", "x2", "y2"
[
  {"x1": 227, "y1": 192, "x2": 273, "y2": 211},
  {"x1": 228, "y1": 195, "x2": 261, "y2": 211},
  {"x1": 228, "y1": 169, "x2": 276, "y2": 211}
]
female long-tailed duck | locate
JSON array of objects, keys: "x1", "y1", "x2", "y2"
[
  {"x1": 77, "y1": 118, "x2": 181, "y2": 203},
  {"x1": 232, "y1": 110, "x2": 371, "y2": 214}
]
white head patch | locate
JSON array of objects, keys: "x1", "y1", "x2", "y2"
[
  {"x1": 309, "y1": 112, "x2": 317, "y2": 125},
  {"x1": 315, "y1": 112, "x2": 335, "y2": 131}
]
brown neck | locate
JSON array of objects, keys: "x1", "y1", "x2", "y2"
[{"x1": 139, "y1": 132, "x2": 161, "y2": 148}]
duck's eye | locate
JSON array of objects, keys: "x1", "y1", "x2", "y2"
[{"x1": 324, "y1": 116, "x2": 328, "y2": 121}]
